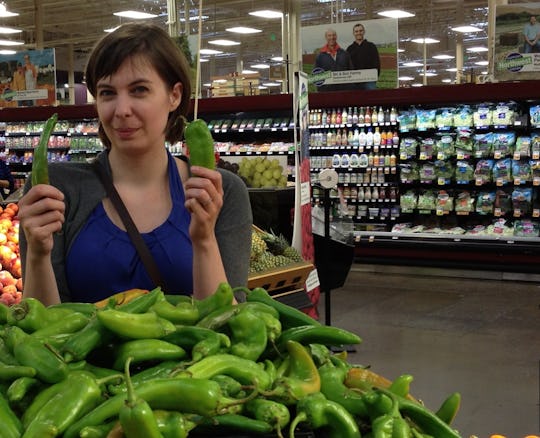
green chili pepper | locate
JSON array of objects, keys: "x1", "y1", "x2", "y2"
[
  {"x1": 228, "y1": 306, "x2": 268, "y2": 361},
  {"x1": 181, "y1": 353, "x2": 272, "y2": 390},
  {"x1": 268, "y1": 340, "x2": 321, "y2": 405},
  {"x1": 64, "y1": 377, "x2": 243, "y2": 438},
  {"x1": 4, "y1": 325, "x2": 69, "y2": 384},
  {"x1": 30, "y1": 311, "x2": 90, "y2": 340},
  {"x1": 389, "y1": 374, "x2": 414, "y2": 399},
  {"x1": 184, "y1": 118, "x2": 216, "y2": 169},
  {"x1": 0, "y1": 363, "x2": 37, "y2": 380},
  {"x1": 211, "y1": 374, "x2": 246, "y2": 398},
  {"x1": 22, "y1": 370, "x2": 105, "y2": 437},
  {"x1": 97, "y1": 308, "x2": 176, "y2": 339},
  {"x1": 196, "y1": 303, "x2": 242, "y2": 330},
  {"x1": 289, "y1": 392, "x2": 361, "y2": 438},
  {"x1": 255, "y1": 310, "x2": 282, "y2": 343},
  {"x1": 0, "y1": 390, "x2": 22, "y2": 438},
  {"x1": 78, "y1": 422, "x2": 115, "y2": 438},
  {"x1": 435, "y1": 392, "x2": 461, "y2": 425},
  {"x1": 245, "y1": 397, "x2": 291, "y2": 433},
  {"x1": 0, "y1": 337, "x2": 19, "y2": 365},
  {"x1": 31, "y1": 113, "x2": 57, "y2": 186},
  {"x1": 112, "y1": 339, "x2": 186, "y2": 371},
  {"x1": 163, "y1": 294, "x2": 193, "y2": 305},
  {"x1": 245, "y1": 286, "x2": 321, "y2": 329},
  {"x1": 6, "y1": 376, "x2": 41, "y2": 403},
  {"x1": 108, "y1": 360, "x2": 181, "y2": 395},
  {"x1": 191, "y1": 413, "x2": 273, "y2": 435},
  {"x1": 119, "y1": 357, "x2": 163, "y2": 438},
  {"x1": 162, "y1": 325, "x2": 230, "y2": 362},
  {"x1": 377, "y1": 388, "x2": 461, "y2": 438},
  {"x1": 47, "y1": 302, "x2": 97, "y2": 317},
  {"x1": 195, "y1": 282, "x2": 235, "y2": 320},
  {"x1": 318, "y1": 362, "x2": 369, "y2": 418},
  {"x1": 61, "y1": 313, "x2": 115, "y2": 363},
  {"x1": 116, "y1": 286, "x2": 164, "y2": 313},
  {"x1": 153, "y1": 410, "x2": 197, "y2": 438},
  {"x1": 6, "y1": 297, "x2": 52, "y2": 332},
  {"x1": 150, "y1": 298, "x2": 199, "y2": 325},
  {"x1": 276, "y1": 325, "x2": 361, "y2": 353},
  {"x1": 367, "y1": 389, "x2": 412, "y2": 438},
  {"x1": 309, "y1": 343, "x2": 332, "y2": 367},
  {"x1": 0, "y1": 301, "x2": 8, "y2": 324}
]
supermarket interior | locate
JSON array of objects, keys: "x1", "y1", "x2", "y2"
[{"x1": 0, "y1": 0, "x2": 539, "y2": 437}]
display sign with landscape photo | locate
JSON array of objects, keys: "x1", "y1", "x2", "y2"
[
  {"x1": 0, "y1": 48, "x2": 56, "y2": 107},
  {"x1": 494, "y1": 3, "x2": 540, "y2": 82},
  {"x1": 301, "y1": 18, "x2": 398, "y2": 92}
]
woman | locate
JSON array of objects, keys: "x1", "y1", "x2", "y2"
[{"x1": 18, "y1": 23, "x2": 252, "y2": 305}]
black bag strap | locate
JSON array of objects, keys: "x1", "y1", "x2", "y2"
[{"x1": 93, "y1": 160, "x2": 168, "y2": 292}]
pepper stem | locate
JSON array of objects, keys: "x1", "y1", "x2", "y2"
[
  {"x1": 289, "y1": 411, "x2": 308, "y2": 438},
  {"x1": 124, "y1": 356, "x2": 136, "y2": 406}
]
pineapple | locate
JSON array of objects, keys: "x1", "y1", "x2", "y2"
[{"x1": 251, "y1": 230, "x2": 267, "y2": 260}]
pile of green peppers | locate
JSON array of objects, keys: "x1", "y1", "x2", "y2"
[{"x1": 0, "y1": 283, "x2": 464, "y2": 438}]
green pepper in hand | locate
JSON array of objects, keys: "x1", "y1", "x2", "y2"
[
  {"x1": 184, "y1": 118, "x2": 216, "y2": 169},
  {"x1": 31, "y1": 113, "x2": 58, "y2": 186}
]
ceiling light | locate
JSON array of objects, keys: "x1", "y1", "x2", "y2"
[
  {"x1": 180, "y1": 15, "x2": 209, "y2": 22},
  {"x1": 452, "y1": 25, "x2": 482, "y2": 33},
  {"x1": 411, "y1": 37, "x2": 440, "y2": 44},
  {"x1": 113, "y1": 10, "x2": 158, "y2": 19},
  {"x1": 475, "y1": 60, "x2": 489, "y2": 66},
  {"x1": 377, "y1": 9, "x2": 415, "y2": 18},
  {"x1": 251, "y1": 63, "x2": 270, "y2": 69},
  {"x1": 411, "y1": 83, "x2": 424, "y2": 87},
  {"x1": 433, "y1": 54, "x2": 455, "y2": 60},
  {"x1": 402, "y1": 61, "x2": 423, "y2": 67},
  {"x1": 420, "y1": 72, "x2": 438, "y2": 77},
  {"x1": 397, "y1": 48, "x2": 405, "y2": 53},
  {"x1": 199, "y1": 58, "x2": 209, "y2": 63},
  {"x1": 249, "y1": 10, "x2": 283, "y2": 18},
  {"x1": 200, "y1": 49, "x2": 222, "y2": 55},
  {"x1": 398, "y1": 76, "x2": 415, "y2": 81},
  {"x1": 262, "y1": 82, "x2": 281, "y2": 87},
  {"x1": 446, "y1": 67, "x2": 458, "y2": 72},
  {"x1": 0, "y1": 39, "x2": 23, "y2": 46},
  {"x1": 0, "y1": 3, "x2": 18, "y2": 18},
  {"x1": 242, "y1": 69, "x2": 258, "y2": 74},
  {"x1": 442, "y1": 78, "x2": 453, "y2": 83},
  {"x1": 271, "y1": 56, "x2": 283, "y2": 62},
  {"x1": 0, "y1": 26, "x2": 21, "y2": 34},
  {"x1": 467, "y1": 46, "x2": 488, "y2": 52},
  {"x1": 104, "y1": 26, "x2": 120, "y2": 33},
  {"x1": 226, "y1": 27, "x2": 262, "y2": 34},
  {"x1": 0, "y1": 49, "x2": 15, "y2": 54},
  {"x1": 209, "y1": 39, "x2": 240, "y2": 46}
]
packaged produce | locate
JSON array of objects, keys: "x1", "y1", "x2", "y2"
[
  {"x1": 434, "y1": 160, "x2": 454, "y2": 181},
  {"x1": 419, "y1": 162, "x2": 437, "y2": 182},
  {"x1": 417, "y1": 190, "x2": 437, "y2": 210},
  {"x1": 435, "y1": 107, "x2": 455, "y2": 128},
  {"x1": 454, "y1": 105, "x2": 474, "y2": 127},
  {"x1": 399, "y1": 162, "x2": 419, "y2": 183},
  {"x1": 514, "y1": 136, "x2": 532, "y2": 158},
  {"x1": 495, "y1": 190, "x2": 512, "y2": 215},
  {"x1": 455, "y1": 128, "x2": 475, "y2": 157},
  {"x1": 399, "y1": 136, "x2": 418, "y2": 159},
  {"x1": 436, "y1": 190, "x2": 454, "y2": 211},
  {"x1": 455, "y1": 191, "x2": 475, "y2": 212},
  {"x1": 436, "y1": 133, "x2": 455, "y2": 159},
  {"x1": 512, "y1": 187, "x2": 533, "y2": 214},
  {"x1": 473, "y1": 103, "x2": 493, "y2": 128},
  {"x1": 512, "y1": 160, "x2": 532, "y2": 183},
  {"x1": 415, "y1": 108, "x2": 437, "y2": 130},
  {"x1": 529, "y1": 104, "x2": 540, "y2": 128},
  {"x1": 473, "y1": 131, "x2": 493, "y2": 158},
  {"x1": 399, "y1": 190, "x2": 418, "y2": 211},
  {"x1": 493, "y1": 102, "x2": 517, "y2": 126},
  {"x1": 492, "y1": 131, "x2": 516, "y2": 157},
  {"x1": 475, "y1": 191, "x2": 496, "y2": 214},
  {"x1": 474, "y1": 159, "x2": 494, "y2": 184},
  {"x1": 492, "y1": 158, "x2": 513, "y2": 185},
  {"x1": 397, "y1": 109, "x2": 416, "y2": 131},
  {"x1": 455, "y1": 161, "x2": 475, "y2": 183},
  {"x1": 514, "y1": 219, "x2": 540, "y2": 237},
  {"x1": 419, "y1": 137, "x2": 436, "y2": 159}
]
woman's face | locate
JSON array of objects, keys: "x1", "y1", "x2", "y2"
[{"x1": 95, "y1": 56, "x2": 182, "y2": 153}]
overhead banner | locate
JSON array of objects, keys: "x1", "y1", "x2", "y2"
[
  {"x1": 0, "y1": 49, "x2": 56, "y2": 107},
  {"x1": 494, "y1": 3, "x2": 540, "y2": 81},
  {"x1": 301, "y1": 18, "x2": 398, "y2": 92}
]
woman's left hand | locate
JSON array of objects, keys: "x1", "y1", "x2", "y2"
[{"x1": 184, "y1": 165, "x2": 223, "y2": 242}]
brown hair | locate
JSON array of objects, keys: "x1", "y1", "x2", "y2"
[{"x1": 85, "y1": 22, "x2": 192, "y2": 148}]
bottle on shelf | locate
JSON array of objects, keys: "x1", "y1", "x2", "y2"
[
  {"x1": 373, "y1": 126, "x2": 381, "y2": 147},
  {"x1": 364, "y1": 107, "x2": 371, "y2": 125},
  {"x1": 377, "y1": 106, "x2": 385, "y2": 124},
  {"x1": 366, "y1": 128, "x2": 374, "y2": 147},
  {"x1": 352, "y1": 107, "x2": 359, "y2": 124}
]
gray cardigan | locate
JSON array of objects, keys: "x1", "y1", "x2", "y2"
[{"x1": 20, "y1": 151, "x2": 253, "y2": 302}]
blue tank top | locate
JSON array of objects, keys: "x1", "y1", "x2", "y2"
[{"x1": 66, "y1": 152, "x2": 193, "y2": 302}]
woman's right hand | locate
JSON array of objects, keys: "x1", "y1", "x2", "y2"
[{"x1": 18, "y1": 184, "x2": 65, "y2": 256}]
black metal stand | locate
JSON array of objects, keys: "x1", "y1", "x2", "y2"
[{"x1": 313, "y1": 187, "x2": 356, "y2": 353}]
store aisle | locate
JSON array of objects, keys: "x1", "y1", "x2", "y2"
[{"x1": 317, "y1": 265, "x2": 540, "y2": 437}]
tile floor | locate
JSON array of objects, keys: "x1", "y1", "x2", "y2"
[{"x1": 316, "y1": 264, "x2": 540, "y2": 438}]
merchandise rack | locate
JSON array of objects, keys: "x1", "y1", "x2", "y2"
[{"x1": 3, "y1": 81, "x2": 540, "y2": 272}]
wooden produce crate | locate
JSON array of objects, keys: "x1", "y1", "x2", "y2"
[{"x1": 247, "y1": 261, "x2": 314, "y2": 294}]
